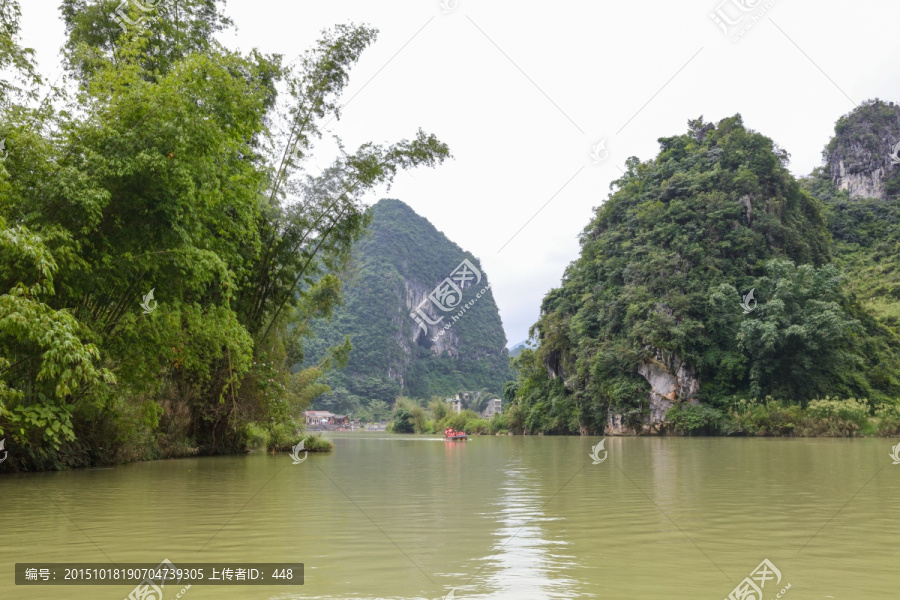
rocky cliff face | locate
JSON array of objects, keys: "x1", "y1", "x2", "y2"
[
  {"x1": 403, "y1": 277, "x2": 459, "y2": 357},
  {"x1": 825, "y1": 99, "x2": 900, "y2": 200},
  {"x1": 307, "y1": 199, "x2": 512, "y2": 405},
  {"x1": 605, "y1": 350, "x2": 700, "y2": 435},
  {"x1": 527, "y1": 114, "x2": 834, "y2": 436},
  {"x1": 830, "y1": 158, "x2": 888, "y2": 199},
  {"x1": 638, "y1": 350, "x2": 700, "y2": 426}
]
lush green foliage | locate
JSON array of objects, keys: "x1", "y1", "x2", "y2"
[
  {"x1": 802, "y1": 156, "x2": 900, "y2": 340},
  {"x1": 799, "y1": 100, "x2": 900, "y2": 415},
  {"x1": 386, "y1": 396, "x2": 498, "y2": 435},
  {"x1": 730, "y1": 260, "x2": 872, "y2": 399},
  {"x1": 305, "y1": 199, "x2": 511, "y2": 417},
  {"x1": 510, "y1": 114, "x2": 899, "y2": 435},
  {"x1": 300, "y1": 434, "x2": 335, "y2": 453},
  {"x1": 488, "y1": 412, "x2": 508, "y2": 434},
  {"x1": 666, "y1": 397, "x2": 885, "y2": 437},
  {"x1": 388, "y1": 399, "x2": 418, "y2": 433},
  {"x1": 435, "y1": 408, "x2": 487, "y2": 435},
  {"x1": 247, "y1": 429, "x2": 333, "y2": 453},
  {"x1": 664, "y1": 404, "x2": 731, "y2": 435},
  {"x1": 874, "y1": 402, "x2": 900, "y2": 436},
  {"x1": 245, "y1": 421, "x2": 335, "y2": 452},
  {"x1": 0, "y1": 1, "x2": 448, "y2": 470},
  {"x1": 0, "y1": 0, "x2": 40, "y2": 103}
]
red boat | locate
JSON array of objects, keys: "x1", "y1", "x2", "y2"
[{"x1": 444, "y1": 427, "x2": 468, "y2": 440}]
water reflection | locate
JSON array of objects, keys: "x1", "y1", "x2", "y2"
[
  {"x1": 464, "y1": 465, "x2": 581, "y2": 600},
  {"x1": 1, "y1": 436, "x2": 897, "y2": 599}
]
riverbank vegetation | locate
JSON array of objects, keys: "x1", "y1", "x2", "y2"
[
  {"x1": 386, "y1": 397, "x2": 500, "y2": 435},
  {"x1": 0, "y1": 0, "x2": 448, "y2": 471},
  {"x1": 384, "y1": 392, "x2": 900, "y2": 437},
  {"x1": 245, "y1": 426, "x2": 334, "y2": 453},
  {"x1": 665, "y1": 397, "x2": 900, "y2": 437},
  {"x1": 505, "y1": 109, "x2": 900, "y2": 436}
]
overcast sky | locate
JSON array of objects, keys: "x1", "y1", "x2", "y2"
[{"x1": 16, "y1": 0, "x2": 900, "y2": 346}]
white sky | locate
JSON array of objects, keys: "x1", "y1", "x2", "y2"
[{"x1": 15, "y1": 0, "x2": 900, "y2": 346}]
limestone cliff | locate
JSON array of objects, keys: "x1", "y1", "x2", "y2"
[
  {"x1": 825, "y1": 99, "x2": 900, "y2": 200},
  {"x1": 638, "y1": 351, "x2": 700, "y2": 426},
  {"x1": 525, "y1": 115, "x2": 833, "y2": 435},
  {"x1": 305, "y1": 199, "x2": 511, "y2": 408},
  {"x1": 604, "y1": 350, "x2": 700, "y2": 435}
]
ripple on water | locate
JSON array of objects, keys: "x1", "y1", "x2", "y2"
[{"x1": 1, "y1": 435, "x2": 898, "y2": 599}]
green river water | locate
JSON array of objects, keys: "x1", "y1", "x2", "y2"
[{"x1": 1, "y1": 434, "x2": 899, "y2": 599}]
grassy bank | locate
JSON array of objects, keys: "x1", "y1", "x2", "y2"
[
  {"x1": 246, "y1": 425, "x2": 334, "y2": 452},
  {"x1": 385, "y1": 396, "x2": 900, "y2": 438},
  {"x1": 665, "y1": 397, "x2": 900, "y2": 437}
]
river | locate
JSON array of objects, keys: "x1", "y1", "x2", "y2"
[{"x1": 1, "y1": 434, "x2": 898, "y2": 599}]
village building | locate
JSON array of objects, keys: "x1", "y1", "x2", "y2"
[
  {"x1": 483, "y1": 398, "x2": 502, "y2": 418},
  {"x1": 304, "y1": 411, "x2": 349, "y2": 426}
]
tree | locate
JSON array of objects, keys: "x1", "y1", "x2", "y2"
[
  {"x1": 390, "y1": 405, "x2": 415, "y2": 433},
  {"x1": 60, "y1": 0, "x2": 235, "y2": 82},
  {"x1": 368, "y1": 400, "x2": 390, "y2": 422},
  {"x1": 509, "y1": 115, "x2": 880, "y2": 434},
  {"x1": 735, "y1": 260, "x2": 867, "y2": 400},
  {"x1": 0, "y1": 217, "x2": 114, "y2": 458},
  {"x1": 0, "y1": 1, "x2": 449, "y2": 467},
  {"x1": 429, "y1": 397, "x2": 448, "y2": 421},
  {"x1": 0, "y1": 0, "x2": 40, "y2": 103}
]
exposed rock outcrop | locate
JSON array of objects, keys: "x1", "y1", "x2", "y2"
[
  {"x1": 604, "y1": 350, "x2": 700, "y2": 435},
  {"x1": 825, "y1": 99, "x2": 900, "y2": 200},
  {"x1": 404, "y1": 278, "x2": 459, "y2": 357},
  {"x1": 307, "y1": 199, "x2": 511, "y2": 403},
  {"x1": 830, "y1": 159, "x2": 889, "y2": 199},
  {"x1": 606, "y1": 412, "x2": 633, "y2": 436},
  {"x1": 637, "y1": 351, "x2": 699, "y2": 426}
]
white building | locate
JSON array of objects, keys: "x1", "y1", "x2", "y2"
[
  {"x1": 483, "y1": 398, "x2": 502, "y2": 418},
  {"x1": 304, "y1": 410, "x2": 335, "y2": 425}
]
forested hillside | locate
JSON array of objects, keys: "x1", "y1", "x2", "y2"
[
  {"x1": 510, "y1": 112, "x2": 900, "y2": 436},
  {"x1": 803, "y1": 100, "x2": 900, "y2": 337},
  {"x1": 0, "y1": 0, "x2": 448, "y2": 470},
  {"x1": 304, "y1": 199, "x2": 510, "y2": 420}
]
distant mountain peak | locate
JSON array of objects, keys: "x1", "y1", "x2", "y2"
[
  {"x1": 306, "y1": 199, "x2": 511, "y2": 410},
  {"x1": 825, "y1": 98, "x2": 900, "y2": 200}
]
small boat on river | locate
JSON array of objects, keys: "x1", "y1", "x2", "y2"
[{"x1": 444, "y1": 427, "x2": 468, "y2": 440}]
